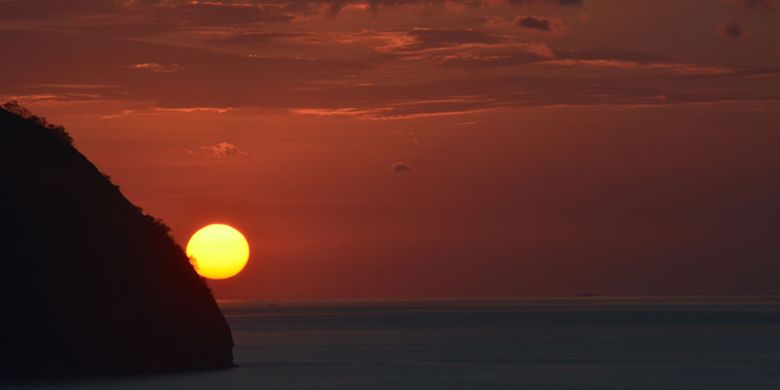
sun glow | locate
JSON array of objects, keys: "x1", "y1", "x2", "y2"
[{"x1": 186, "y1": 224, "x2": 249, "y2": 280}]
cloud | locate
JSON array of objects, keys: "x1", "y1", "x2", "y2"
[
  {"x1": 192, "y1": 142, "x2": 250, "y2": 158},
  {"x1": 207, "y1": 32, "x2": 309, "y2": 47},
  {"x1": 405, "y1": 28, "x2": 503, "y2": 50},
  {"x1": 508, "y1": 0, "x2": 583, "y2": 6},
  {"x1": 741, "y1": 0, "x2": 779, "y2": 9},
  {"x1": 515, "y1": 16, "x2": 564, "y2": 33},
  {"x1": 374, "y1": 28, "x2": 555, "y2": 65},
  {"x1": 33, "y1": 83, "x2": 118, "y2": 90},
  {"x1": 719, "y1": 21, "x2": 744, "y2": 39},
  {"x1": 293, "y1": 95, "x2": 501, "y2": 119},
  {"x1": 313, "y1": 0, "x2": 585, "y2": 16},
  {"x1": 159, "y1": 1, "x2": 296, "y2": 25},
  {"x1": 0, "y1": 93, "x2": 105, "y2": 103},
  {"x1": 540, "y1": 59, "x2": 739, "y2": 76},
  {"x1": 7, "y1": 26, "x2": 774, "y2": 121},
  {"x1": 0, "y1": 0, "x2": 584, "y2": 30},
  {"x1": 127, "y1": 63, "x2": 184, "y2": 73},
  {"x1": 294, "y1": 106, "x2": 496, "y2": 120},
  {"x1": 392, "y1": 162, "x2": 413, "y2": 173},
  {"x1": 100, "y1": 106, "x2": 234, "y2": 119},
  {"x1": 369, "y1": 28, "x2": 507, "y2": 56},
  {"x1": 432, "y1": 49, "x2": 550, "y2": 67},
  {"x1": 2, "y1": 3, "x2": 778, "y2": 121}
]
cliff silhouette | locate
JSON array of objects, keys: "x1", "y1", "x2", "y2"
[{"x1": 0, "y1": 102, "x2": 234, "y2": 379}]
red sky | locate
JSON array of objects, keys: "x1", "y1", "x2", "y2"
[{"x1": 2, "y1": 0, "x2": 780, "y2": 300}]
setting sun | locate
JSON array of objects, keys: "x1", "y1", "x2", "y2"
[{"x1": 186, "y1": 224, "x2": 250, "y2": 280}]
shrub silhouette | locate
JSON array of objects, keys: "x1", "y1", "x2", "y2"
[{"x1": 2, "y1": 100, "x2": 73, "y2": 145}]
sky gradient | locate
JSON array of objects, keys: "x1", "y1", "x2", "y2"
[{"x1": 2, "y1": 0, "x2": 780, "y2": 299}]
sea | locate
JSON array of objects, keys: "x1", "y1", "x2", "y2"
[{"x1": 7, "y1": 297, "x2": 780, "y2": 389}]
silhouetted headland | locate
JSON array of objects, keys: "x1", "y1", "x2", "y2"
[{"x1": 0, "y1": 102, "x2": 233, "y2": 379}]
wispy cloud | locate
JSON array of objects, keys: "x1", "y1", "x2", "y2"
[
  {"x1": 1, "y1": 93, "x2": 105, "y2": 103},
  {"x1": 188, "y1": 142, "x2": 251, "y2": 158},
  {"x1": 127, "y1": 63, "x2": 184, "y2": 73},
  {"x1": 33, "y1": 83, "x2": 118, "y2": 90},
  {"x1": 1, "y1": 0, "x2": 778, "y2": 121},
  {"x1": 293, "y1": 95, "x2": 501, "y2": 119},
  {"x1": 101, "y1": 106, "x2": 233, "y2": 119},
  {"x1": 539, "y1": 59, "x2": 740, "y2": 76}
]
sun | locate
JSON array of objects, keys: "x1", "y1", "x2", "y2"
[{"x1": 186, "y1": 224, "x2": 250, "y2": 280}]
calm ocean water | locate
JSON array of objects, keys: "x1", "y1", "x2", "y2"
[{"x1": 8, "y1": 297, "x2": 780, "y2": 389}]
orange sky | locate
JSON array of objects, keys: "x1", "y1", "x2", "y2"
[{"x1": 2, "y1": 0, "x2": 780, "y2": 300}]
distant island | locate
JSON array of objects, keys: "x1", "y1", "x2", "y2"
[{"x1": 0, "y1": 102, "x2": 233, "y2": 379}]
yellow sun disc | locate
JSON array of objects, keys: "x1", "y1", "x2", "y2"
[{"x1": 186, "y1": 224, "x2": 250, "y2": 280}]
